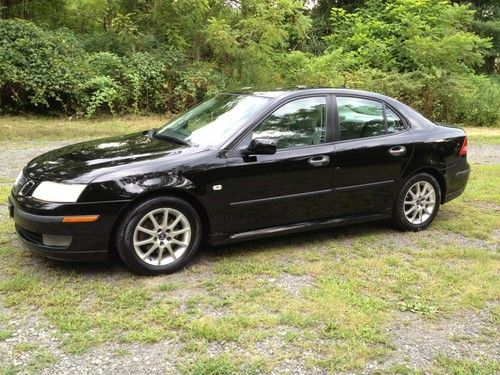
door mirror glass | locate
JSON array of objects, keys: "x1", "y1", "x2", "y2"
[{"x1": 246, "y1": 138, "x2": 277, "y2": 155}]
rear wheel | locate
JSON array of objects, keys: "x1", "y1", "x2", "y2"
[
  {"x1": 116, "y1": 196, "x2": 202, "y2": 275},
  {"x1": 392, "y1": 173, "x2": 441, "y2": 231}
]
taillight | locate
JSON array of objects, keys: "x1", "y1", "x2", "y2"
[{"x1": 459, "y1": 136, "x2": 468, "y2": 156}]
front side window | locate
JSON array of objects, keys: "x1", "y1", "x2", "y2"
[
  {"x1": 157, "y1": 94, "x2": 270, "y2": 147},
  {"x1": 337, "y1": 97, "x2": 385, "y2": 140},
  {"x1": 252, "y1": 97, "x2": 327, "y2": 149}
]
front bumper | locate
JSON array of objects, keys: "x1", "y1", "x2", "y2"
[{"x1": 9, "y1": 195, "x2": 129, "y2": 262}]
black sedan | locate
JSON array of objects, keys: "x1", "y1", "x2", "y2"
[{"x1": 9, "y1": 88, "x2": 470, "y2": 275}]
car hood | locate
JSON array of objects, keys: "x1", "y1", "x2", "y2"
[{"x1": 24, "y1": 132, "x2": 207, "y2": 184}]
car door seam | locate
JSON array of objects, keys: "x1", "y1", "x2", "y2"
[
  {"x1": 333, "y1": 180, "x2": 394, "y2": 192},
  {"x1": 229, "y1": 189, "x2": 332, "y2": 207}
]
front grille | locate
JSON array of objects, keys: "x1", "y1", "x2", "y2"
[
  {"x1": 19, "y1": 180, "x2": 36, "y2": 196},
  {"x1": 16, "y1": 225, "x2": 43, "y2": 245}
]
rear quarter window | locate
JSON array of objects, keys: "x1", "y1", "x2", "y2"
[{"x1": 386, "y1": 107, "x2": 407, "y2": 133}]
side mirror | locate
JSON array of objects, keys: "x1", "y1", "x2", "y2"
[{"x1": 246, "y1": 138, "x2": 277, "y2": 155}]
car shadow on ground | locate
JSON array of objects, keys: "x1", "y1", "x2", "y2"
[{"x1": 34, "y1": 220, "x2": 395, "y2": 277}]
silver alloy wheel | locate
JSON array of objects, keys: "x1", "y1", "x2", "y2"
[
  {"x1": 403, "y1": 181, "x2": 436, "y2": 225},
  {"x1": 133, "y1": 207, "x2": 191, "y2": 266}
]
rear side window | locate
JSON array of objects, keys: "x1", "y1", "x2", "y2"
[{"x1": 337, "y1": 97, "x2": 406, "y2": 141}]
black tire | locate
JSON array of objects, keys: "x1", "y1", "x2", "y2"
[
  {"x1": 392, "y1": 173, "x2": 441, "y2": 232},
  {"x1": 115, "y1": 196, "x2": 202, "y2": 275}
]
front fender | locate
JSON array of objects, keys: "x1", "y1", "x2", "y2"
[{"x1": 79, "y1": 171, "x2": 196, "y2": 202}]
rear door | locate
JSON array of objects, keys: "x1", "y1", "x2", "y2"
[{"x1": 332, "y1": 96, "x2": 414, "y2": 217}]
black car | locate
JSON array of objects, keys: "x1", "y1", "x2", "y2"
[{"x1": 9, "y1": 88, "x2": 470, "y2": 275}]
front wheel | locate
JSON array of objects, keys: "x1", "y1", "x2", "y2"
[
  {"x1": 392, "y1": 173, "x2": 441, "y2": 231},
  {"x1": 115, "y1": 196, "x2": 202, "y2": 275}
]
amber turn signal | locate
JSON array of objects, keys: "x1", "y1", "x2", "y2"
[{"x1": 62, "y1": 215, "x2": 99, "y2": 223}]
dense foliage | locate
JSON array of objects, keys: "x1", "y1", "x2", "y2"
[{"x1": 0, "y1": 0, "x2": 498, "y2": 126}]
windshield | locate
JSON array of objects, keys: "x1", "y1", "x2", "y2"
[{"x1": 157, "y1": 94, "x2": 270, "y2": 147}]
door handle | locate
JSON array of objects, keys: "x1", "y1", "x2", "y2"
[
  {"x1": 388, "y1": 146, "x2": 406, "y2": 157},
  {"x1": 308, "y1": 155, "x2": 330, "y2": 167}
]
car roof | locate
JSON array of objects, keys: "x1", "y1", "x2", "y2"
[
  {"x1": 224, "y1": 86, "x2": 396, "y2": 102},
  {"x1": 223, "y1": 86, "x2": 435, "y2": 131}
]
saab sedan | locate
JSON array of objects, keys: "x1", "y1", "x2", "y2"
[{"x1": 9, "y1": 88, "x2": 470, "y2": 275}]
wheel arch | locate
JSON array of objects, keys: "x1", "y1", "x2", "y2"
[
  {"x1": 407, "y1": 167, "x2": 446, "y2": 203},
  {"x1": 109, "y1": 188, "x2": 211, "y2": 253}
]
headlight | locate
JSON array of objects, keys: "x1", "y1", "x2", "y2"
[
  {"x1": 14, "y1": 171, "x2": 23, "y2": 187},
  {"x1": 32, "y1": 181, "x2": 87, "y2": 203}
]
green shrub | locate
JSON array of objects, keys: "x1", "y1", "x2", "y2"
[
  {"x1": 82, "y1": 75, "x2": 123, "y2": 117},
  {"x1": 169, "y1": 62, "x2": 226, "y2": 112},
  {"x1": 0, "y1": 2, "x2": 498, "y2": 128},
  {"x1": 123, "y1": 53, "x2": 167, "y2": 113},
  {"x1": 0, "y1": 19, "x2": 86, "y2": 113},
  {"x1": 0, "y1": 19, "x2": 227, "y2": 116},
  {"x1": 450, "y1": 74, "x2": 500, "y2": 127}
]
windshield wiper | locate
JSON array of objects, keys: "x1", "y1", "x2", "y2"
[{"x1": 154, "y1": 132, "x2": 189, "y2": 146}]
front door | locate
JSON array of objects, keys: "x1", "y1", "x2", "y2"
[
  {"x1": 224, "y1": 96, "x2": 336, "y2": 233},
  {"x1": 331, "y1": 96, "x2": 414, "y2": 217}
]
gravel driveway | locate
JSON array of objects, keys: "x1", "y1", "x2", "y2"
[
  {"x1": 0, "y1": 141, "x2": 73, "y2": 179},
  {"x1": 0, "y1": 140, "x2": 497, "y2": 180}
]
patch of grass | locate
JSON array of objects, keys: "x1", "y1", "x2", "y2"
[
  {"x1": 0, "y1": 117, "x2": 496, "y2": 144},
  {"x1": 461, "y1": 164, "x2": 500, "y2": 204},
  {"x1": 213, "y1": 256, "x2": 281, "y2": 276},
  {"x1": 187, "y1": 317, "x2": 242, "y2": 341},
  {"x1": 37, "y1": 281, "x2": 183, "y2": 353},
  {"x1": 435, "y1": 201, "x2": 498, "y2": 240},
  {"x1": 13, "y1": 342, "x2": 39, "y2": 353},
  {"x1": 489, "y1": 304, "x2": 500, "y2": 325},
  {"x1": 434, "y1": 165, "x2": 500, "y2": 240},
  {"x1": 26, "y1": 350, "x2": 58, "y2": 374},
  {"x1": 384, "y1": 363, "x2": 425, "y2": 374},
  {"x1": 0, "y1": 115, "x2": 167, "y2": 141},
  {"x1": 282, "y1": 331, "x2": 299, "y2": 342},
  {"x1": 465, "y1": 127, "x2": 500, "y2": 145},
  {"x1": 398, "y1": 298, "x2": 439, "y2": 317},
  {"x1": 0, "y1": 328, "x2": 13, "y2": 341},
  {"x1": 114, "y1": 348, "x2": 131, "y2": 357},
  {"x1": 181, "y1": 354, "x2": 265, "y2": 375},
  {"x1": 0, "y1": 273, "x2": 40, "y2": 293},
  {"x1": 0, "y1": 183, "x2": 13, "y2": 203},
  {"x1": 158, "y1": 281, "x2": 180, "y2": 292},
  {"x1": 0, "y1": 363, "x2": 19, "y2": 375},
  {"x1": 434, "y1": 354, "x2": 499, "y2": 374},
  {"x1": 313, "y1": 340, "x2": 388, "y2": 372}
]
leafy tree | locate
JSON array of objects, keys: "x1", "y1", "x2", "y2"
[
  {"x1": 456, "y1": 0, "x2": 499, "y2": 73},
  {"x1": 206, "y1": 0, "x2": 310, "y2": 84},
  {"x1": 325, "y1": 0, "x2": 491, "y2": 73},
  {"x1": 306, "y1": 0, "x2": 371, "y2": 53},
  {"x1": 0, "y1": 0, "x2": 498, "y2": 126}
]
